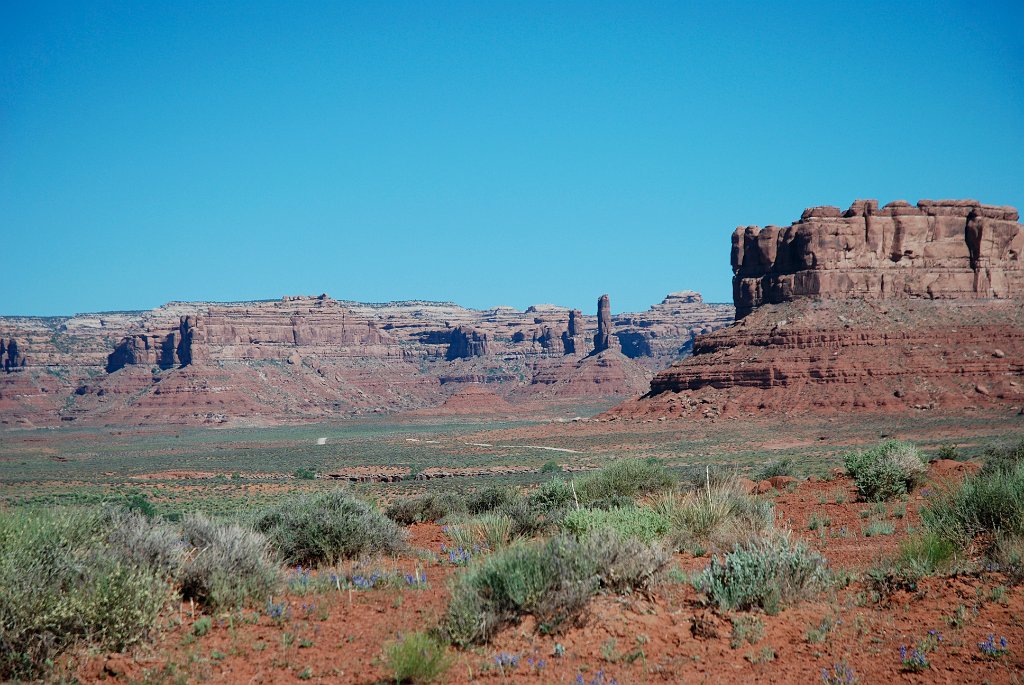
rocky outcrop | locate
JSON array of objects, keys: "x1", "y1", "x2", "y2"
[
  {"x1": 593, "y1": 294, "x2": 614, "y2": 354},
  {"x1": 445, "y1": 326, "x2": 493, "y2": 360},
  {"x1": 0, "y1": 290, "x2": 733, "y2": 426},
  {"x1": 562, "y1": 309, "x2": 585, "y2": 355},
  {"x1": 617, "y1": 199, "x2": 1024, "y2": 419},
  {"x1": 1, "y1": 338, "x2": 25, "y2": 371},
  {"x1": 733, "y1": 199, "x2": 1023, "y2": 318}
]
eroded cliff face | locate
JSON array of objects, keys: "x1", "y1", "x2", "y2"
[
  {"x1": 733, "y1": 199, "x2": 1022, "y2": 318},
  {"x1": 614, "y1": 199, "x2": 1024, "y2": 419},
  {"x1": 0, "y1": 291, "x2": 733, "y2": 427}
]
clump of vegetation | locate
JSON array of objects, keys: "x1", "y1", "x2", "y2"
[
  {"x1": 918, "y1": 441, "x2": 1024, "y2": 578},
  {"x1": 0, "y1": 508, "x2": 171, "y2": 680},
  {"x1": 442, "y1": 531, "x2": 667, "y2": 646},
  {"x1": 562, "y1": 506, "x2": 670, "y2": 543},
  {"x1": 445, "y1": 513, "x2": 517, "y2": 551},
  {"x1": 844, "y1": 439, "x2": 927, "y2": 502},
  {"x1": 383, "y1": 631, "x2": 451, "y2": 684},
  {"x1": 755, "y1": 457, "x2": 795, "y2": 481},
  {"x1": 652, "y1": 479, "x2": 774, "y2": 553},
  {"x1": 896, "y1": 530, "x2": 958, "y2": 575},
  {"x1": 575, "y1": 458, "x2": 674, "y2": 505},
  {"x1": 693, "y1": 531, "x2": 827, "y2": 614},
  {"x1": 180, "y1": 513, "x2": 280, "y2": 609},
  {"x1": 540, "y1": 460, "x2": 563, "y2": 474},
  {"x1": 466, "y1": 485, "x2": 519, "y2": 515},
  {"x1": 255, "y1": 489, "x2": 407, "y2": 565},
  {"x1": 386, "y1": 491, "x2": 467, "y2": 524}
]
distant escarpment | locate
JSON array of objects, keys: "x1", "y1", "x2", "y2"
[
  {"x1": 0, "y1": 291, "x2": 732, "y2": 427},
  {"x1": 613, "y1": 199, "x2": 1024, "y2": 419}
]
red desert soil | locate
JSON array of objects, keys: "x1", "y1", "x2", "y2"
[{"x1": 70, "y1": 473, "x2": 1024, "y2": 685}]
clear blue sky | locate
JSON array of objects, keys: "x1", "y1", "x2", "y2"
[{"x1": 3, "y1": 1, "x2": 1022, "y2": 316}]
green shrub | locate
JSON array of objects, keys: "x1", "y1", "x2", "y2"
[
  {"x1": 445, "y1": 513, "x2": 516, "y2": 551},
  {"x1": 581, "y1": 527, "x2": 669, "y2": 594},
  {"x1": 105, "y1": 509, "x2": 188, "y2": 579},
  {"x1": 979, "y1": 439, "x2": 1024, "y2": 478},
  {"x1": 562, "y1": 506, "x2": 670, "y2": 543},
  {"x1": 575, "y1": 458, "x2": 674, "y2": 505},
  {"x1": 496, "y1": 496, "x2": 548, "y2": 537},
  {"x1": 385, "y1": 492, "x2": 467, "y2": 524},
  {"x1": 442, "y1": 531, "x2": 665, "y2": 646},
  {"x1": 530, "y1": 477, "x2": 575, "y2": 511},
  {"x1": 652, "y1": 480, "x2": 774, "y2": 552},
  {"x1": 180, "y1": 514, "x2": 279, "y2": 609},
  {"x1": 844, "y1": 440, "x2": 927, "y2": 502},
  {"x1": 0, "y1": 508, "x2": 171, "y2": 680},
  {"x1": 921, "y1": 457, "x2": 1024, "y2": 549},
  {"x1": 383, "y1": 631, "x2": 451, "y2": 684},
  {"x1": 897, "y1": 530, "x2": 957, "y2": 575},
  {"x1": 294, "y1": 467, "x2": 317, "y2": 480},
  {"x1": 693, "y1": 532, "x2": 827, "y2": 614},
  {"x1": 755, "y1": 458, "x2": 795, "y2": 481},
  {"x1": 257, "y1": 489, "x2": 407, "y2": 565},
  {"x1": 466, "y1": 485, "x2": 519, "y2": 515},
  {"x1": 540, "y1": 460, "x2": 563, "y2": 474}
]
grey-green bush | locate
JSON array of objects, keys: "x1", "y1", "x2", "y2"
[
  {"x1": 844, "y1": 439, "x2": 927, "y2": 502},
  {"x1": 574, "y1": 458, "x2": 674, "y2": 504},
  {"x1": 921, "y1": 456, "x2": 1024, "y2": 549},
  {"x1": 693, "y1": 532, "x2": 827, "y2": 613},
  {"x1": 0, "y1": 508, "x2": 171, "y2": 680},
  {"x1": 180, "y1": 513, "x2": 279, "y2": 609},
  {"x1": 652, "y1": 479, "x2": 774, "y2": 553},
  {"x1": 562, "y1": 506, "x2": 670, "y2": 543},
  {"x1": 442, "y1": 531, "x2": 666, "y2": 646},
  {"x1": 385, "y1": 491, "x2": 467, "y2": 524},
  {"x1": 256, "y1": 488, "x2": 407, "y2": 565}
]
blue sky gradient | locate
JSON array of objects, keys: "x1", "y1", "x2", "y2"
[{"x1": 3, "y1": 1, "x2": 1022, "y2": 316}]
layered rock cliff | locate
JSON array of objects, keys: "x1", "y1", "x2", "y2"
[
  {"x1": 0, "y1": 290, "x2": 732, "y2": 427},
  {"x1": 615, "y1": 199, "x2": 1024, "y2": 418},
  {"x1": 733, "y1": 199, "x2": 1022, "y2": 318}
]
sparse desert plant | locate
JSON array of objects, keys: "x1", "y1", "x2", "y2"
[
  {"x1": 693, "y1": 531, "x2": 827, "y2": 614},
  {"x1": 256, "y1": 488, "x2": 407, "y2": 565},
  {"x1": 180, "y1": 513, "x2": 280, "y2": 609},
  {"x1": 652, "y1": 479, "x2": 774, "y2": 552},
  {"x1": 0, "y1": 507, "x2": 171, "y2": 680},
  {"x1": 385, "y1": 491, "x2": 467, "y2": 524},
  {"x1": 730, "y1": 614, "x2": 764, "y2": 648},
  {"x1": 383, "y1": 631, "x2": 451, "y2": 684},
  {"x1": 442, "y1": 531, "x2": 664, "y2": 646},
  {"x1": 445, "y1": 513, "x2": 516, "y2": 550},
  {"x1": 105, "y1": 508, "x2": 188, "y2": 579},
  {"x1": 863, "y1": 521, "x2": 895, "y2": 537},
  {"x1": 755, "y1": 457, "x2": 795, "y2": 481},
  {"x1": 574, "y1": 458, "x2": 674, "y2": 504},
  {"x1": 562, "y1": 506, "x2": 670, "y2": 543},
  {"x1": 580, "y1": 527, "x2": 670, "y2": 594},
  {"x1": 896, "y1": 530, "x2": 957, "y2": 575},
  {"x1": 294, "y1": 466, "x2": 317, "y2": 480},
  {"x1": 920, "y1": 456, "x2": 1024, "y2": 549},
  {"x1": 844, "y1": 440, "x2": 927, "y2": 502},
  {"x1": 466, "y1": 485, "x2": 520, "y2": 515}
]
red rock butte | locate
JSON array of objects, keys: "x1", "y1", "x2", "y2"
[
  {"x1": 0, "y1": 292, "x2": 732, "y2": 427},
  {"x1": 613, "y1": 199, "x2": 1024, "y2": 418}
]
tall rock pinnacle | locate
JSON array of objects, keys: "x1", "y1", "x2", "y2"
[{"x1": 593, "y1": 294, "x2": 612, "y2": 353}]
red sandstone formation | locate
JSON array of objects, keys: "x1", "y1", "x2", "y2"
[
  {"x1": 0, "y1": 291, "x2": 731, "y2": 426},
  {"x1": 445, "y1": 326, "x2": 493, "y2": 360},
  {"x1": 733, "y1": 199, "x2": 1022, "y2": 318},
  {"x1": 592, "y1": 294, "x2": 614, "y2": 354},
  {"x1": 614, "y1": 199, "x2": 1024, "y2": 419}
]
